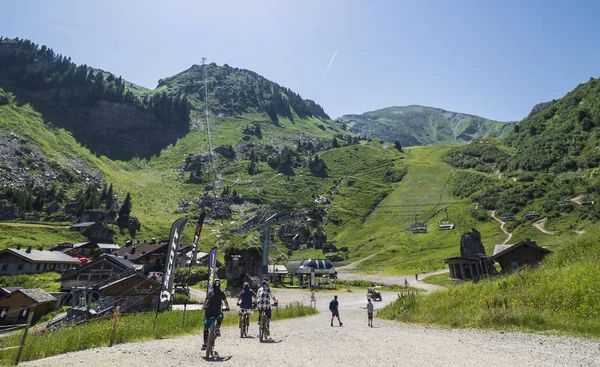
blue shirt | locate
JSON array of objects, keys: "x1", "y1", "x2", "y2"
[
  {"x1": 330, "y1": 298, "x2": 339, "y2": 311},
  {"x1": 238, "y1": 289, "x2": 256, "y2": 309}
]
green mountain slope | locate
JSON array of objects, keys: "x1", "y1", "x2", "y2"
[{"x1": 339, "y1": 105, "x2": 516, "y2": 146}]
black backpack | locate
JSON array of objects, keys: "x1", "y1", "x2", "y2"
[{"x1": 329, "y1": 300, "x2": 336, "y2": 311}]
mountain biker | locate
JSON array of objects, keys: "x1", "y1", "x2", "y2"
[
  {"x1": 237, "y1": 282, "x2": 257, "y2": 309},
  {"x1": 202, "y1": 278, "x2": 230, "y2": 351},
  {"x1": 257, "y1": 277, "x2": 277, "y2": 330},
  {"x1": 237, "y1": 282, "x2": 257, "y2": 327}
]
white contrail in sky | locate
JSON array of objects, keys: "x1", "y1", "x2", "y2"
[{"x1": 324, "y1": 50, "x2": 338, "y2": 77}]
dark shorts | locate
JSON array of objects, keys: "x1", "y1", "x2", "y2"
[
  {"x1": 331, "y1": 310, "x2": 339, "y2": 317},
  {"x1": 368, "y1": 312, "x2": 373, "y2": 320},
  {"x1": 260, "y1": 308, "x2": 272, "y2": 319}
]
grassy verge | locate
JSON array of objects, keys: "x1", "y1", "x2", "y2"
[
  {"x1": 377, "y1": 232, "x2": 600, "y2": 338},
  {"x1": 0, "y1": 303, "x2": 317, "y2": 364},
  {"x1": 0, "y1": 272, "x2": 61, "y2": 292},
  {"x1": 421, "y1": 273, "x2": 456, "y2": 288}
]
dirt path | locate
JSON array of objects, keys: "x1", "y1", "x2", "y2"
[
  {"x1": 533, "y1": 217, "x2": 556, "y2": 235},
  {"x1": 23, "y1": 289, "x2": 600, "y2": 367},
  {"x1": 488, "y1": 210, "x2": 512, "y2": 245},
  {"x1": 337, "y1": 257, "x2": 445, "y2": 292}
]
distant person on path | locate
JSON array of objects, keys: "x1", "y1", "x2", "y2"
[
  {"x1": 365, "y1": 298, "x2": 374, "y2": 327},
  {"x1": 415, "y1": 273, "x2": 419, "y2": 281},
  {"x1": 404, "y1": 278, "x2": 408, "y2": 286},
  {"x1": 329, "y1": 295, "x2": 343, "y2": 327},
  {"x1": 310, "y1": 289, "x2": 317, "y2": 308}
]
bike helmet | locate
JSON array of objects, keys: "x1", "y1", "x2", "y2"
[
  {"x1": 243, "y1": 282, "x2": 249, "y2": 290},
  {"x1": 262, "y1": 277, "x2": 269, "y2": 285},
  {"x1": 213, "y1": 278, "x2": 221, "y2": 288}
]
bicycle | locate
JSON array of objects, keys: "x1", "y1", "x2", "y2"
[
  {"x1": 258, "y1": 302, "x2": 277, "y2": 342},
  {"x1": 238, "y1": 307, "x2": 250, "y2": 338},
  {"x1": 205, "y1": 308, "x2": 229, "y2": 359}
]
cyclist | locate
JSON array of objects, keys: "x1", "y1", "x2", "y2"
[
  {"x1": 201, "y1": 279, "x2": 230, "y2": 351},
  {"x1": 257, "y1": 277, "x2": 278, "y2": 331},
  {"x1": 237, "y1": 282, "x2": 257, "y2": 327}
]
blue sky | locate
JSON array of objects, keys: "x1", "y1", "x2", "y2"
[{"x1": 2, "y1": 0, "x2": 600, "y2": 121}]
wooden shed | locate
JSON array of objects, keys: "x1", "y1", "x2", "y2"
[{"x1": 490, "y1": 240, "x2": 551, "y2": 273}]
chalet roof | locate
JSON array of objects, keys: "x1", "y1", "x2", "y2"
[
  {"x1": 0, "y1": 287, "x2": 22, "y2": 297},
  {"x1": 113, "y1": 242, "x2": 168, "y2": 262},
  {"x1": 1, "y1": 248, "x2": 81, "y2": 264},
  {"x1": 74, "y1": 242, "x2": 120, "y2": 250},
  {"x1": 60, "y1": 254, "x2": 134, "y2": 280},
  {"x1": 98, "y1": 273, "x2": 161, "y2": 291},
  {"x1": 16, "y1": 288, "x2": 57, "y2": 303},
  {"x1": 490, "y1": 240, "x2": 551, "y2": 260},
  {"x1": 492, "y1": 245, "x2": 513, "y2": 256}
]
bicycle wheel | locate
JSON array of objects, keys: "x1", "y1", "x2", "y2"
[
  {"x1": 239, "y1": 314, "x2": 244, "y2": 338},
  {"x1": 244, "y1": 314, "x2": 249, "y2": 337},
  {"x1": 206, "y1": 323, "x2": 216, "y2": 359},
  {"x1": 259, "y1": 318, "x2": 264, "y2": 342}
]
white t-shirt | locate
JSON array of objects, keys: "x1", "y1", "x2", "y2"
[{"x1": 367, "y1": 302, "x2": 374, "y2": 313}]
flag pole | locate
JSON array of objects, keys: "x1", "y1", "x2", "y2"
[{"x1": 183, "y1": 211, "x2": 206, "y2": 327}]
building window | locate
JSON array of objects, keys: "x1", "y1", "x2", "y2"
[
  {"x1": 1, "y1": 264, "x2": 7, "y2": 271},
  {"x1": 17, "y1": 264, "x2": 24, "y2": 271},
  {"x1": 36, "y1": 264, "x2": 41, "y2": 270}
]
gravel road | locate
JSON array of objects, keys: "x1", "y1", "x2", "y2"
[{"x1": 23, "y1": 289, "x2": 600, "y2": 367}]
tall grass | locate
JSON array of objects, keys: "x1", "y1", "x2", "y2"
[
  {"x1": 378, "y1": 232, "x2": 600, "y2": 338},
  {"x1": 0, "y1": 303, "x2": 317, "y2": 364}
]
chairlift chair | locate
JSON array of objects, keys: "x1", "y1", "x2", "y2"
[
  {"x1": 438, "y1": 209, "x2": 455, "y2": 230},
  {"x1": 524, "y1": 212, "x2": 540, "y2": 220},
  {"x1": 412, "y1": 214, "x2": 427, "y2": 234}
]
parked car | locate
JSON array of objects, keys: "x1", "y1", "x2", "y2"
[
  {"x1": 174, "y1": 284, "x2": 190, "y2": 296},
  {"x1": 149, "y1": 272, "x2": 163, "y2": 282}
]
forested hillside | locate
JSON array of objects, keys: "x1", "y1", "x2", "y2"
[{"x1": 442, "y1": 77, "x2": 600, "y2": 230}]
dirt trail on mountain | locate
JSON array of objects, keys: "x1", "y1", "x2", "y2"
[
  {"x1": 533, "y1": 217, "x2": 556, "y2": 235},
  {"x1": 488, "y1": 210, "x2": 512, "y2": 245},
  {"x1": 23, "y1": 289, "x2": 600, "y2": 367}
]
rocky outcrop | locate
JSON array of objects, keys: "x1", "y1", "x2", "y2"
[
  {"x1": 459, "y1": 228, "x2": 486, "y2": 258},
  {"x1": 0, "y1": 200, "x2": 19, "y2": 220},
  {"x1": 82, "y1": 222, "x2": 116, "y2": 243},
  {"x1": 80, "y1": 209, "x2": 117, "y2": 224},
  {"x1": 224, "y1": 247, "x2": 261, "y2": 289}
]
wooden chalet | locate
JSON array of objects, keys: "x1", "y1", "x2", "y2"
[
  {"x1": 59, "y1": 254, "x2": 135, "y2": 291},
  {"x1": 0, "y1": 247, "x2": 81, "y2": 276},
  {"x1": 490, "y1": 240, "x2": 551, "y2": 273},
  {"x1": 98, "y1": 273, "x2": 161, "y2": 312},
  {"x1": 0, "y1": 288, "x2": 57, "y2": 325},
  {"x1": 112, "y1": 241, "x2": 169, "y2": 274}
]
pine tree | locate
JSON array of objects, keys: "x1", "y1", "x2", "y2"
[
  {"x1": 394, "y1": 140, "x2": 403, "y2": 152},
  {"x1": 117, "y1": 193, "x2": 132, "y2": 227},
  {"x1": 106, "y1": 183, "x2": 114, "y2": 210},
  {"x1": 332, "y1": 137, "x2": 339, "y2": 148}
]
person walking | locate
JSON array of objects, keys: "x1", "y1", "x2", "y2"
[
  {"x1": 329, "y1": 295, "x2": 343, "y2": 327},
  {"x1": 366, "y1": 298, "x2": 374, "y2": 327}
]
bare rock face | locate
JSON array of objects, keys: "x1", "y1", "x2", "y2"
[
  {"x1": 0, "y1": 200, "x2": 20, "y2": 220},
  {"x1": 459, "y1": 228, "x2": 486, "y2": 258},
  {"x1": 80, "y1": 209, "x2": 116, "y2": 223},
  {"x1": 82, "y1": 222, "x2": 116, "y2": 243},
  {"x1": 225, "y1": 247, "x2": 261, "y2": 289}
]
